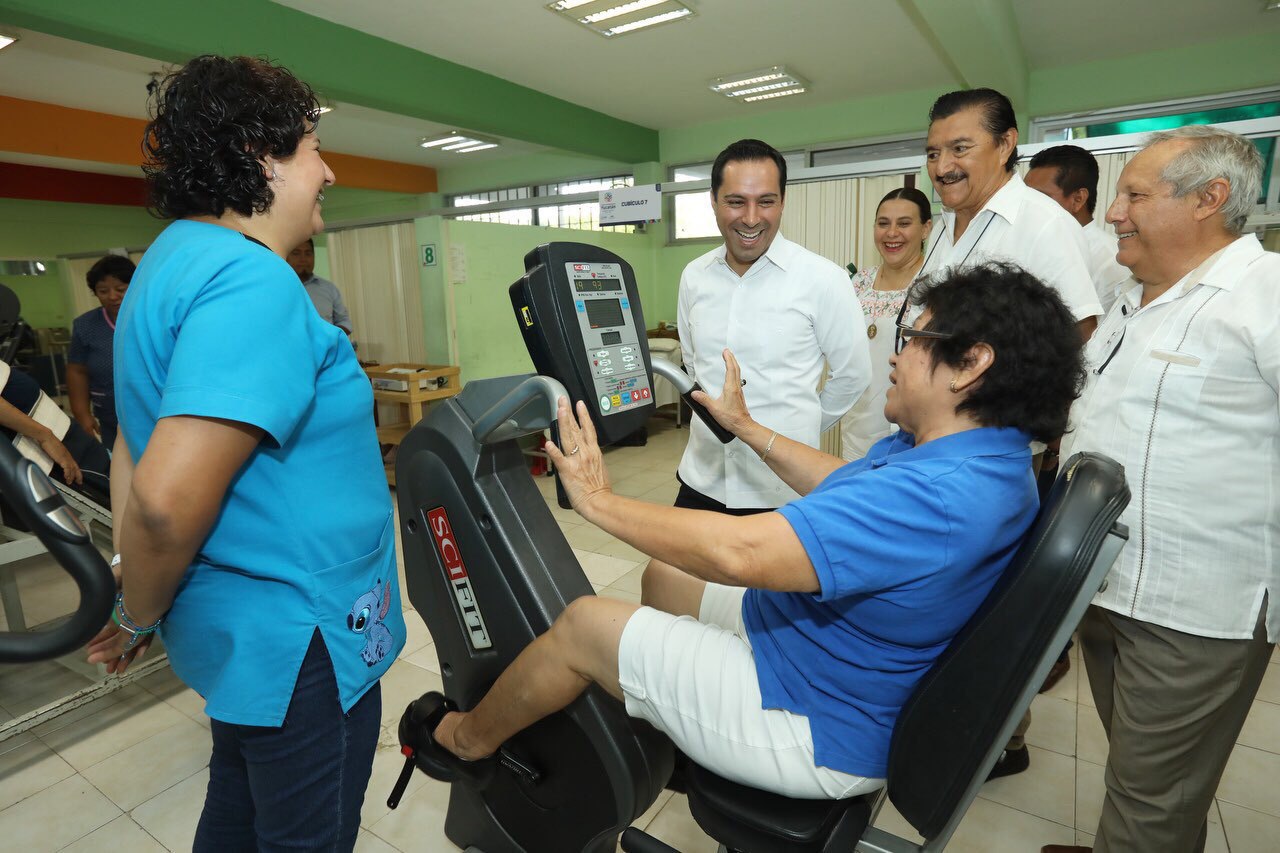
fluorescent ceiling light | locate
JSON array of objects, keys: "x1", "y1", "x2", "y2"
[
  {"x1": 604, "y1": 8, "x2": 690, "y2": 34},
  {"x1": 547, "y1": 0, "x2": 695, "y2": 38},
  {"x1": 713, "y1": 71, "x2": 785, "y2": 91},
  {"x1": 317, "y1": 105, "x2": 334, "y2": 115},
  {"x1": 420, "y1": 131, "x2": 500, "y2": 154},
  {"x1": 421, "y1": 134, "x2": 468, "y2": 148},
  {"x1": 583, "y1": 0, "x2": 666, "y2": 23},
  {"x1": 743, "y1": 87, "x2": 807, "y2": 103},
  {"x1": 0, "y1": 32, "x2": 18, "y2": 51},
  {"x1": 710, "y1": 66, "x2": 810, "y2": 104}
]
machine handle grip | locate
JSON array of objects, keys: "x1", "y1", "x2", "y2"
[
  {"x1": 472, "y1": 375, "x2": 572, "y2": 445},
  {"x1": 649, "y1": 359, "x2": 735, "y2": 445},
  {"x1": 0, "y1": 441, "x2": 114, "y2": 664}
]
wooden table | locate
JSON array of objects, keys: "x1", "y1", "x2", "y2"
[{"x1": 364, "y1": 364, "x2": 461, "y2": 485}]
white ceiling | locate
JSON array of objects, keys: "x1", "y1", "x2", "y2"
[
  {"x1": 273, "y1": 0, "x2": 954, "y2": 128},
  {"x1": 0, "y1": 0, "x2": 1277, "y2": 176}
]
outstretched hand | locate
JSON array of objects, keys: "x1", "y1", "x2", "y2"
[
  {"x1": 690, "y1": 349, "x2": 754, "y2": 437},
  {"x1": 543, "y1": 398, "x2": 612, "y2": 517}
]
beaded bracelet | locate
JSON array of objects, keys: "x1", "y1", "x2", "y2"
[{"x1": 111, "y1": 591, "x2": 163, "y2": 653}]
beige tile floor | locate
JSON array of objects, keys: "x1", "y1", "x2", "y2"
[{"x1": 1, "y1": 417, "x2": 1277, "y2": 852}]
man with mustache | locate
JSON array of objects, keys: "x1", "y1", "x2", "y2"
[
  {"x1": 921, "y1": 88, "x2": 1101, "y2": 342},
  {"x1": 920, "y1": 88, "x2": 1103, "y2": 783}
]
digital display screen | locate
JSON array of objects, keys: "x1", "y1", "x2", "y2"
[
  {"x1": 575, "y1": 277, "x2": 622, "y2": 293},
  {"x1": 601, "y1": 331, "x2": 621, "y2": 345},
  {"x1": 585, "y1": 298, "x2": 625, "y2": 330}
]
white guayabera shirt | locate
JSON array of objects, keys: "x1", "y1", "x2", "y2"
[
  {"x1": 677, "y1": 233, "x2": 871, "y2": 508},
  {"x1": 1062, "y1": 234, "x2": 1280, "y2": 641}
]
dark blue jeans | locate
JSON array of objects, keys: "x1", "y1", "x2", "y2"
[{"x1": 194, "y1": 630, "x2": 381, "y2": 852}]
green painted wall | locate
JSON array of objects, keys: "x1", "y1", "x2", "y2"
[
  {"x1": 1029, "y1": 32, "x2": 1280, "y2": 119},
  {"x1": 0, "y1": 198, "x2": 167, "y2": 328},
  {"x1": 0, "y1": 273, "x2": 69, "y2": 328},
  {"x1": 441, "y1": 220, "x2": 656, "y2": 383},
  {"x1": 0, "y1": 198, "x2": 164, "y2": 258},
  {"x1": 318, "y1": 186, "x2": 430, "y2": 223}
]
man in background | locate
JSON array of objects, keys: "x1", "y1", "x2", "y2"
[
  {"x1": 287, "y1": 238, "x2": 353, "y2": 336},
  {"x1": 1026, "y1": 145, "x2": 1131, "y2": 315}
]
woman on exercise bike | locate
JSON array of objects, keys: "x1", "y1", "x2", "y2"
[{"x1": 422, "y1": 262, "x2": 1085, "y2": 800}]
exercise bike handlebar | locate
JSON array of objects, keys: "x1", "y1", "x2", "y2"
[
  {"x1": 649, "y1": 359, "x2": 736, "y2": 444},
  {"x1": 0, "y1": 441, "x2": 115, "y2": 664},
  {"x1": 472, "y1": 375, "x2": 572, "y2": 445}
]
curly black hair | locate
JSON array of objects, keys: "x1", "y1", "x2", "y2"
[
  {"x1": 909, "y1": 262, "x2": 1085, "y2": 442},
  {"x1": 85, "y1": 255, "x2": 136, "y2": 292},
  {"x1": 142, "y1": 55, "x2": 321, "y2": 220}
]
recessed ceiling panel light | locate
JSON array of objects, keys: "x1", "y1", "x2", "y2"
[
  {"x1": 547, "y1": 0, "x2": 695, "y2": 38},
  {"x1": 421, "y1": 134, "x2": 468, "y2": 148},
  {"x1": 420, "y1": 132, "x2": 500, "y2": 154},
  {"x1": 710, "y1": 66, "x2": 810, "y2": 104},
  {"x1": 0, "y1": 32, "x2": 18, "y2": 51},
  {"x1": 742, "y1": 87, "x2": 807, "y2": 103},
  {"x1": 582, "y1": 0, "x2": 667, "y2": 23},
  {"x1": 604, "y1": 8, "x2": 691, "y2": 34}
]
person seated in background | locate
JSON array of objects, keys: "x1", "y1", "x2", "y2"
[
  {"x1": 419, "y1": 262, "x2": 1085, "y2": 801},
  {"x1": 286, "y1": 237, "x2": 353, "y2": 336},
  {"x1": 841, "y1": 186, "x2": 934, "y2": 461},
  {"x1": 67, "y1": 254, "x2": 133, "y2": 451},
  {"x1": 1025, "y1": 145, "x2": 1130, "y2": 316}
]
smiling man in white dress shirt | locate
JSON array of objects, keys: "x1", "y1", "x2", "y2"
[
  {"x1": 641, "y1": 139, "x2": 870, "y2": 607},
  {"x1": 1045, "y1": 126, "x2": 1280, "y2": 853}
]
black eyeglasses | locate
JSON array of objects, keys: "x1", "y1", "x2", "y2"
[{"x1": 893, "y1": 297, "x2": 954, "y2": 354}]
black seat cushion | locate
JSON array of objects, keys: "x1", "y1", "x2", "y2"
[{"x1": 684, "y1": 763, "x2": 874, "y2": 853}]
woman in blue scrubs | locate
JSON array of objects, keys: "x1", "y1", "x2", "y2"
[{"x1": 85, "y1": 55, "x2": 403, "y2": 851}]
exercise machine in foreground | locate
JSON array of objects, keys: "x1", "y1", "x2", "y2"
[{"x1": 389, "y1": 242, "x2": 1131, "y2": 853}]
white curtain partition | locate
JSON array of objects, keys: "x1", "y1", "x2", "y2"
[
  {"x1": 326, "y1": 222, "x2": 426, "y2": 365},
  {"x1": 782, "y1": 173, "x2": 911, "y2": 458},
  {"x1": 326, "y1": 222, "x2": 427, "y2": 423}
]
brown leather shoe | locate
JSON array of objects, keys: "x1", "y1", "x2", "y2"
[
  {"x1": 1039, "y1": 655, "x2": 1071, "y2": 693},
  {"x1": 1040, "y1": 846, "x2": 1091, "y2": 852}
]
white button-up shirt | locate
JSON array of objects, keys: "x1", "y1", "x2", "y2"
[
  {"x1": 1061, "y1": 234, "x2": 1280, "y2": 642},
  {"x1": 1081, "y1": 220, "x2": 1131, "y2": 316},
  {"x1": 921, "y1": 173, "x2": 1103, "y2": 322},
  {"x1": 677, "y1": 233, "x2": 870, "y2": 507}
]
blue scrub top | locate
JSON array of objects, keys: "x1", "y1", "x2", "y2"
[
  {"x1": 746, "y1": 427, "x2": 1037, "y2": 778},
  {"x1": 115, "y1": 220, "x2": 405, "y2": 726}
]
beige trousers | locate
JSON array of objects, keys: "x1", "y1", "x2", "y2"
[{"x1": 1079, "y1": 602, "x2": 1272, "y2": 853}]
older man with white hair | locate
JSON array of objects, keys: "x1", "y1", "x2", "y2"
[{"x1": 1044, "y1": 126, "x2": 1279, "y2": 853}]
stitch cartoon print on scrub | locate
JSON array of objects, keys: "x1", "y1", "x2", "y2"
[{"x1": 348, "y1": 580, "x2": 394, "y2": 666}]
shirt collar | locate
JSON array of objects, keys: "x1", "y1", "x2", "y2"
[
  {"x1": 1194, "y1": 234, "x2": 1265, "y2": 294},
  {"x1": 708, "y1": 232, "x2": 795, "y2": 274},
  {"x1": 868, "y1": 426, "x2": 1032, "y2": 468},
  {"x1": 941, "y1": 172, "x2": 1025, "y2": 235}
]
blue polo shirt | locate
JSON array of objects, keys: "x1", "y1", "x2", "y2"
[
  {"x1": 744, "y1": 427, "x2": 1036, "y2": 778},
  {"x1": 115, "y1": 220, "x2": 405, "y2": 726}
]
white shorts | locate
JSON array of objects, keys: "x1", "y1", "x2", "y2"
[{"x1": 616, "y1": 583, "x2": 885, "y2": 800}]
